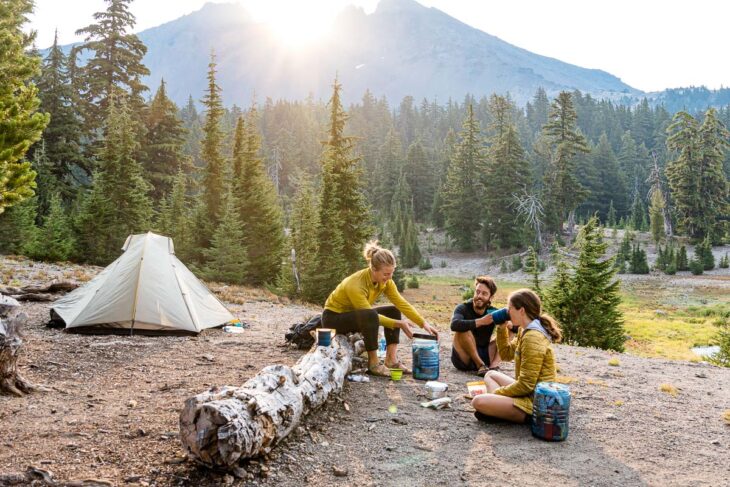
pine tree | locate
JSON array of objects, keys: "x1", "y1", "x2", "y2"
[
  {"x1": 75, "y1": 94, "x2": 152, "y2": 264},
  {"x1": 629, "y1": 243, "x2": 650, "y2": 274},
  {"x1": 390, "y1": 173, "x2": 421, "y2": 268},
  {"x1": 523, "y1": 246, "x2": 542, "y2": 295},
  {"x1": 157, "y1": 167, "x2": 192, "y2": 261},
  {"x1": 580, "y1": 134, "x2": 627, "y2": 222},
  {"x1": 23, "y1": 193, "x2": 75, "y2": 262},
  {"x1": 541, "y1": 92, "x2": 590, "y2": 234},
  {"x1": 0, "y1": 198, "x2": 37, "y2": 254},
  {"x1": 718, "y1": 253, "x2": 729, "y2": 269},
  {"x1": 309, "y1": 78, "x2": 373, "y2": 304},
  {"x1": 694, "y1": 237, "x2": 715, "y2": 271},
  {"x1": 443, "y1": 104, "x2": 486, "y2": 250},
  {"x1": 289, "y1": 177, "x2": 319, "y2": 300},
  {"x1": 143, "y1": 79, "x2": 190, "y2": 204},
  {"x1": 544, "y1": 216, "x2": 625, "y2": 351},
  {"x1": 483, "y1": 95, "x2": 530, "y2": 249},
  {"x1": 233, "y1": 110, "x2": 285, "y2": 286},
  {"x1": 677, "y1": 245, "x2": 689, "y2": 271},
  {"x1": 607, "y1": 200, "x2": 617, "y2": 228},
  {"x1": 403, "y1": 140, "x2": 434, "y2": 222},
  {"x1": 374, "y1": 128, "x2": 404, "y2": 218},
  {"x1": 648, "y1": 188, "x2": 666, "y2": 244},
  {"x1": 36, "y1": 30, "x2": 85, "y2": 197},
  {"x1": 74, "y1": 0, "x2": 150, "y2": 135},
  {"x1": 194, "y1": 53, "x2": 226, "y2": 255},
  {"x1": 201, "y1": 190, "x2": 248, "y2": 284},
  {"x1": 0, "y1": 0, "x2": 50, "y2": 214},
  {"x1": 666, "y1": 109, "x2": 730, "y2": 240}
]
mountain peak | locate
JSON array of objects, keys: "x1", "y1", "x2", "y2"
[{"x1": 375, "y1": 0, "x2": 429, "y2": 14}]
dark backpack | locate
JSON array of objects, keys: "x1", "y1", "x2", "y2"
[{"x1": 284, "y1": 314, "x2": 322, "y2": 349}]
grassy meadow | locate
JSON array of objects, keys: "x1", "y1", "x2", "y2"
[{"x1": 399, "y1": 274, "x2": 728, "y2": 361}]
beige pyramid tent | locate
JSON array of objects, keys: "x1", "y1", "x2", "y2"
[{"x1": 52, "y1": 232, "x2": 234, "y2": 335}]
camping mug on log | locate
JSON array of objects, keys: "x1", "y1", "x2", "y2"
[{"x1": 317, "y1": 328, "x2": 334, "y2": 347}]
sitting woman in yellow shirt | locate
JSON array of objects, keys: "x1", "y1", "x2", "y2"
[
  {"x1": 472, "y1": 288, "x2": 561, "y2": 423},
  {"x1": 322, "y1": 240, "x2": 438, "y2": 377}
]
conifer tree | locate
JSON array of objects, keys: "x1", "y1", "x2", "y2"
[
  {"x1": 74, "y1": 0, "x2": 150, "y2": 135},
  {"x1": 289, "y1": 177, "x2": 320, "y2": 300},
  {"x1": 0, "y1": 0, "x2": 49, "y2": 214},
  {"x1": 233, "y1": 111, "x2": 285, "y2": 286},
  {"x1": 143, "y1": 79, "x2": 190, "y2": 204},
  {"x1": 194, "y1": 53, "x2": 226, "y2": 254},
  {"x1": 544, "y1": 216, "x2": 625, "y2": 351},
  {"x1": 607, "y1": 200, "x2": 617, "y2": 228},
  {"x1": 541, "y1": 92, "x2": 590, "y2": 234},
  {"x1": 718, "y1": 253, "x2": 729, "y2": 269},
  {"x1": 403, "y1": 140, "x2": 434, "y2": 222},
  {"x1": 201, "y1": 189, "x2": 248, "y2": 284},
  {"x1": 628, "y1": 192, "x2": 647, "y2": 231},
  {"x1": 374, "y1": 128, "x2": 404, "y2": 217},
  {"x1": 24, "y1": 193, "x2": 75, "y2": 262},
  {"x1": 677, "y1": 245, "x2": 689, "y2": 271},
  {"x1": 390, "y1": 173, "x2": 421, "y2": 268},
  {"x1": 157, "y1": 167, "x2": 192, "y2": 261},
  {"x1": 442, "y1": 104, "x2": 486, "y2": 250},
  {"x1": 629, "y1": 243, "x2": 649, "y2": 274},
  {"x1": 580, "y1": 134, "x2": 626, "y2": 221},
  {"x1": 309, "y1": 79, "x2": 373, "y2": 303},
  {"x1": 483, "y1": 95, "x2": 530, "y2": 249},
  {"x1": 75, "y1": 94, "x2": 152, "y2": 264},
  {"x1": 524, "y1": 246, "x2": 542, "y2": 295},
  {"x1": 36, "y1": 30, "x2": 85, "y2": 197},
  {"x1": 648, "y1": 188, "x2": 666, "y2": 244},
  {"x1": 430, "y1": 129, "x2": 457, "y2": 228},
  {"x1": 0, "y1": 198, "x2": 37, "y2": 254},
  {"x1": 666, "y1": 110, "x2": 729, "y2": 240}
]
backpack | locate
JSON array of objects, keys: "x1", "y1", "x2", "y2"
[{"x1": 284, "y1": 314, "x2": 322, "y2": 349}]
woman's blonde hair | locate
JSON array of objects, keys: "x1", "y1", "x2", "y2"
[
  {"x1": 363, "y1": 240, "x2": 396, "y2": 271},
  {"x1": 508, "y1": 288, "x2": 562, "y2": 343}
]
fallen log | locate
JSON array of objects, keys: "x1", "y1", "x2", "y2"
[
  {"x1": 180, "y1": 334, "x2": 361, "y2": 468},
  {"x1": 0, "y1": 280, "x2": 79, "y2": 301},
  {"x1": 0, "y1": 312, "x2": 37, "y2": 396}
]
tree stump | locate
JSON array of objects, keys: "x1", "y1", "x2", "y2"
[
  {"x1": 179, "y1": 334, "x2": 360, "y2": 468},
  {"x1": 0, "y1": 312, "x2": 36, "y2": 396}
]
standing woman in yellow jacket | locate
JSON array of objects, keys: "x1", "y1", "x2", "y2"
[
  {"x1": 322, "y1": 241, "x2": 439, "y2": 376},
  {"x1": 472, "y1": 289, "x2": 561, "y2": 423}
]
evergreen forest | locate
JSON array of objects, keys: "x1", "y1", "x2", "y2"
[{"x1": 2, "y1": 0, "x2": 730, "y2": 313}]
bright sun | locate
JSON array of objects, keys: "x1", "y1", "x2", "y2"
[{"x1": 242, "y1": 0, "x2": 336, "y2": 47}]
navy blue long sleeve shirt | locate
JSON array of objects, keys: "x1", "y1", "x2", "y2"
[{"x1": 450, "y1": 300, "x2": 497, "y2": 348}]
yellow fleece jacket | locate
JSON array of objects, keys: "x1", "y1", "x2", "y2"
[
  {"x1": 493, "y1": 324, "x2": 556, "y2": 414},
  {"x1": 324, "y1": 268, "x2": 425, "y2": 329}
]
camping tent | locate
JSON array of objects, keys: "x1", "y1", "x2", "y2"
[{"x1": 52, "y1": 232, "x2": 234, "y2": 334}]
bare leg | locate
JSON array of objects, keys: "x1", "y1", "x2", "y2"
[
  {"x1": 484, "y1": 370, "x2": 514, "y2": 392},
  {"x1": 488, "y1": 339, "x2": 501, "y2": 368},
  {"x1": 384, "y1": 343, "x2": 398, "y2": 365},
  {"x1": 367, "y1": 350, "x2": 379, "y2": 369},
  {"x1": 452, "y1": 331, "x2": 485, "y2": 369},
  {"x1": 471, "y1": 394, "x2": 527, "y2": 423}
]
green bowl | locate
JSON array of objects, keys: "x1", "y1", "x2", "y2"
[{"x1": 390, "y1": 368, "x2": 403, "y2": 381}]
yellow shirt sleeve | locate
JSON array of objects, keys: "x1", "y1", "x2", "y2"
[
  {"x1": 382, "y1": 280, "x2": 425, "y2": 328},
  {"x1": 495, "y1": 324, "x2": 518, "y2": 361}
]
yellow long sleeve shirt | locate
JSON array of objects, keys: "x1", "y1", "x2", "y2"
[{"x1": 324, "y1": 268, "x2": 425, "y2": 329}]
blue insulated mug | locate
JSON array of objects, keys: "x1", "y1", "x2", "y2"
[{"x1": 317, "y1": 328, "x2": 333, "y2": 347}]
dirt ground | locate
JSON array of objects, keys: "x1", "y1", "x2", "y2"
[{"x1": 1, "y1": 257, "x2": 729, "y2": 486}]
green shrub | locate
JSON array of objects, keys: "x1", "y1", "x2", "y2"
[
  {"x1": 418, "y1": 257, "x2": 433, "y2": 270},
  {"x1": 690, "y1": 258, "x2": 704, "y2": 275},
  {"x1": 406, "y1": 275, "x2": 419, "y2": 289},
  {"x1": 500, "y1": 260, "x2": 509, "y2": 273},
  {"x1": 462, "y1": 285, "x2": 474, "y2": 301},
  {"x1": 511, "y1": 254, "x2": 523, "y2": 272}
]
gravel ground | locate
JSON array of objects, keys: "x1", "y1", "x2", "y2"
[{"x1": 1, "y1": 257, "x2": 729, "y2": 486}]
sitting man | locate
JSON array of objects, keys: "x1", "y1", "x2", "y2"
[{"x1": 450, "y1": 276, "x2": 513, "y2": 376}]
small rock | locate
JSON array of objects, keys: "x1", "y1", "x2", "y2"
[
  {"x1": 654, "y1": 310, "x2": 668, "y2": 316},
  {"x1": 321, "y1": 441, "x2": 329, "y2": 447},
  {"x1": 711, "y1": 440, "x2": 720, "y2": 446},
  {"x1": 202, "y1": 354, "x2": 215, "y2": 362},
  {"x1": 40, "y1": 459, "x2": 54, "y2": 465},
  {"x1": 223, "y1": 474, "x2": 235, "y2": 485},
  {"x1": 127, "y1": 400, "x2": 137, "y2": 409},
  {"x1": 332, "y1": 465, "x2": 348, "y2": 477},
  {"x1": 606, "y1": 414, "x2": 618, "y2": 421},
  {"x1": 695, "y1": 372, "x2": 708, "y2": 379},
  {"x1": 124, "y1": 475, "x2": 143, "y2": 483}
]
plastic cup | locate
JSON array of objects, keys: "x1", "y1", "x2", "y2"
[
  {"x1": 317, "y1": 328, "x2": 333, "y2": 347},
  {"x1": 390, "y1": 368, "x2": 403, "y2": 381}
]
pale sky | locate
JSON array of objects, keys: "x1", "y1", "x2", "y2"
[{"x1": 27, "y1": 0, "x2": 730, "y2": 93}]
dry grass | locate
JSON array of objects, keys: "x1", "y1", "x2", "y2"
[
  {"x1": 554, "y1": 375, "x2": 578, "y2": 384},
  {"x1": 723, "y1": 410, "x2": 730, "y2": 425},
  {"x1": 608, "y1": 357, "x2": 620, "y2": 366},
  {"x1": 613, "y1": 400, "x2": 624, "y2": 407},
  {"x1": 585, "y1": 378, "x2": 608, "y2": 387},
  {"x1": 659, "y1": 383, "x2": 679, "y2": 396}
]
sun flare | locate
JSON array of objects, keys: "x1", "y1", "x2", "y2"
[{"x1": 242, "y1": 0, "x2": 336, "y2": 46}]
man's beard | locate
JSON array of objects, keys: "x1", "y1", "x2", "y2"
[{"x1": 473, "y1": 297, "x2": 486, "y2": 309}]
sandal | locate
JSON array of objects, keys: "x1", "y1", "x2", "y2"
[
  {"x1": 368, "y1": 364, "x2": 391, "y2": 377},
  {"x1": 384, "y1": 361, "x2": 411, "y2": 375},
  {"x1": 475, "y1": 364, "x2": 489, "y2": 377}
]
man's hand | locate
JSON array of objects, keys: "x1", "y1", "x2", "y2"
[{"x1": 422, "y1": 322, "x2": 439, "y2": 339}]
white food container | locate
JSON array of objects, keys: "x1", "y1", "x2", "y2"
[{"x1": 425, "y1": 381, "x2": 448, "y2": 399}]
